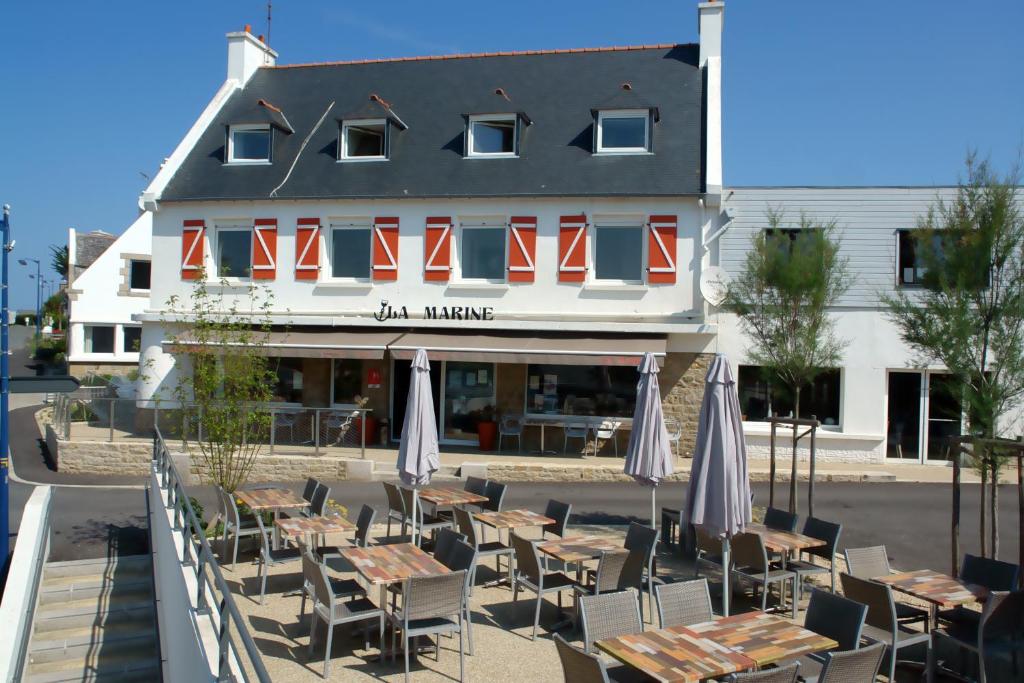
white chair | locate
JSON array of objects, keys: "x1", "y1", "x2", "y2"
[
  {"x1": 498, "y1": 414, "x2": 524, "y2": 452},
  {"x1": 664, "y1": 416, "x2": 683, "y2": 457},
  {"x1": 273, "y1": 410, "x2": 298, "y2": 443},
  {"x1": 593, "y1": 420, "x2": 622, "y2": 456},
  {"x1": 563, "y1": 422, "x2": 589, "y2": 454},
  {"x1": 323, "y1": 410, "x2": 354, "y2": 445}
]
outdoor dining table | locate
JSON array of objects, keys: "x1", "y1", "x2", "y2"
[
  {"x1": 474, "y1": 509, "x2": 555, "y2": 531},
  {"x1": 236, "y1": 488, "x2": 308, "y2": 549},
  {"x1": 275, "y1": 514, "x2": 355, "y2": 550},
  {"x1": 874, "y1": 568, "x2": 989, "y2": 626},
  {"x1": 417, "y1": 486, "x2": 489, "y2": 508},
  {"x1": 537, "y1": 534, "x2": 624, "y2": 565},
  {"x1": 746, "y1": 524, "x2": 826, "y2": 567},
  {"x1": 339, "y1": 542, "x2": 451, "y2": 659},
  {"x1": 596, "y1": 611, "x2": 837, "y2": 682}
]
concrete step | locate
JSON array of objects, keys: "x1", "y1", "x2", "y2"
[
  {"x1": 36, "y1": 591, "x2": 154, "y2": 619},
  {"x1": 31, "y1": 611, "x2": 155, "y2": 651},
  {"x1": 24, "y1": 662, "x2": 160, "y2": 683},
  {"x1": 34, "y1": 602, "x2": 154, "y2": 634},
  {"x1": 26, "y1": 633, "x2": 158, "y2": 674},
  {"x1": 42, "y1": 555, "x2": 151, "y2": 582}
]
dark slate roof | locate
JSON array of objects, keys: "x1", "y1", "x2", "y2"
[
  {"x1": 75, "y1": 231, "x2": 115, "y2": 269},
  {"x1": 160, "y1": 44, "x2": 702, "y2": 202}
]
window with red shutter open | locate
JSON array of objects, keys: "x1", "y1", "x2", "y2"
[
  {"x1": 558, "y1": 215, "x2": 587, "y2": 282},
  {"x1": 181, "y1": 220, "x2": 205, "y2": 280},
  {"x1": 508, "y1": 216, "x2": 537, "y2": 283},
  {"x1": 295, "y1": 218, "x2": 321, "y2": 281},
  {"x1": 372, "y1": 217, "x2": 399, "y2": 281},
  {"x1": 647, "y1": 215, "x2": 677, "y2": 284},
  {"x1": 252, "y1": 219, "x2": 277, "y2": 280},
  {"x1": 424, "y1": 217, "x2": 452, "y2": 282}
]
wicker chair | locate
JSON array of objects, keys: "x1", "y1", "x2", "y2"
[
  {"x1": 731, "y1": 532, "x2": 798, "y2": 618},
  {"x1": 844, "y1": 545, "x2": 929, "y2": 628},
  {"x1": 764, "y1": 506, "x2": 799, "y2": 532},
  {"x1": 511, "y1": 533, "x2": 581, "y2": 640},
  {"x1": 694, "y1": 526, "x2": 725, "y2": 578},
  {"x1": 382, "y1": 482, "x2": 407, "y2": 540},
  {"x1": 726, "y1": 662, "x2": 799, "y2": 682},
  {"x1": 443, "y1": 540, "x2": 479, "y2": 656},
  {"x1": 577, "y1": 549, "x2": 631, "y2": 598},
  {"x1": 307, "y1": 483, "x2": 330, "y2": 518},
  {"x1": 840, "y1": 573, "x2": 931, "y2": 682},
  {"x1": 655, "y1": 578, "x2": 713, "y2": 628},
  {"x1": 388, "y1": 571, "x2": 468, "y2": 683},
  {"x1": 543, "y1": 500, "x2": 573, "y2": 538},
  {"x1": 464, "y1": 476, "x2": 488, "y2": 496},
  {"x1": 937, "y1": 554, "x2": 1021, "y2": 629},
  {"x1": 301, "y1": 477, "x2": 319, "y2": 508},
  {"x1": 430, "y1": 528, "x2": 468, "y2": 567},
  {"x1": 303, "y1": 549, "x2": 384, "y2": 679},
  {"x1": 578, "y1": 589, "x2": 643, "y2": 655},
  {"x1": 482, "y1": 480, "x2": 508, "y2": 512},
  {"x1": 299, "y1": 548, "x2": 366, "y2": 632},
  {"x1": 400, "y1": 486, "x2": 452, "y2": 546},
  {"x1": 216, "y1": 486, "x2": 261, "y2": 568},
  {"x1": 792, "y1": 588, "x2": 868, "y2": 681},
  {"x1": 553, "y1": 633, "x2": 647, "y2": 683},
  {"x1": 928, "y1": 590, "x2": 1024, "y2": 683},
  {"x1": 816, "y1": 641, "x2": 885, "y2": 683},
  {"x1": 321, "y1": 504, "x2": 376, "y2": 560},
  {"x1": 454, "y1": 507, "x2": 512, "y2": 588},
  {"x1": 623, "y1": 523, "x2": 660, "y2": 621},
  {"x1": 254, "y1": 513, "x2": 302, "y2": 604},
  {"x1": 787, "y1": 517, "x2": 842, "y2": 595}
]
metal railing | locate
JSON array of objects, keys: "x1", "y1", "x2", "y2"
[{"x1": 152, "y1": 429, "x2": 271, "y2": 683}]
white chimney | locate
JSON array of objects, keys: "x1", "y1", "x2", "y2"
[
  {"x1": 698, "y1": 1, "x2": 724, "y2": 195},
  {"x1": 226, "y1": 25, "x2": 277, "y2": 85}
]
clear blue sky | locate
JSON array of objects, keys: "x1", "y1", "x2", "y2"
[{"x1": 2, "y1": 0, "x2": 1021, "y2": 309}]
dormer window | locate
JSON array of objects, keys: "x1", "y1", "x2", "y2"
[
  {"x1": 467, "y1": 114, "x2": 518, "y2": 157},
  {"x1": 595, "y1": 109, "x2": 651, "y2": 154},
  {"x1": 227, "y1": 124, "x2": 272, "y2": 163},
  {"x1": 340, "y1": 119, "x2": 387, "y2": 161}
]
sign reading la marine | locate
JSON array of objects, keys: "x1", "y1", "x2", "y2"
[{"x1": 375, "y1": 300, "x2": 495, "y2": 322}]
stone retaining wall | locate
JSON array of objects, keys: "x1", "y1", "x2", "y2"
[{"x1": 46, "y1": 425, "x2": 153, "y2": 476}]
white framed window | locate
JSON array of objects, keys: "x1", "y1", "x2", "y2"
[
  {"x1": 592, "y1": 219, "x2": 644, "y2": 283},
  {"x1": 214, "y1": 225, "x2": 252, "y2": 279},
  {"x1": 457, "y1": 221, "x2": 507, "y2": 282},
  {"x1": 596, "y1": 109, "x2": 650, "y2": 154},
  {"x1": 227, "y1": 124, "x2": 272, "y2": 163},
  {"x1": 340, "y1": 119, "x2": 387, "y2": 161},
  {"x1": 329, "y1": 220, "x2": 373, "y2": 280},
  {"x1": 467, "y1": 115, "x2": 518, "y2": 157},
  {"x1": 129, "y1": 259, "x2": 151, "y2": 291},
  {"x1": 84, "y1": 325, "x2": 115, "y2": 354},
  {"x1": 122, "y1": 326, "x2": 142, "y2": 353}
]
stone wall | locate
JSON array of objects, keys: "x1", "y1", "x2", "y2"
[
  {"x1": 189, "y1": 453, "x2": 350, "y2": 483},
  {"x1": 47, "y1": 426, "x2": 153, "y2": 476},
  {"x1": 660, "y1": 352, "x2": 713, "y2": 457},
  {"x1": 69, "y1": 362, "x2": 137, "y2": 379},
  {"x1": 744, "y1": 433, "x2": 885, "y2": 464}
]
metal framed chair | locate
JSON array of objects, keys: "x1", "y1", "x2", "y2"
[
  {"x1": 498, "y1": 414, "x2": 524, "y2": 452},
  {"x1": 301, "y1": 477, "x2": 319, "y2": 505},
  {"x1": 928, "y1": 590, "x2": 1024, "y2": 683},
  {"x1": 382, "y1": 481, "x2": 408, "y2": 540},
  {"x1": 840, "y1": 573, "x2": 931, "y2": 682},
  {"x1": 553, "y1": 633, "x2": 614, "y2": 683},
  {"x1": 300, "y1": 547, "x2": 366, "y2": 624},
  {"x1": 623, "y1": 522, "x2": 660, "y2": 621},
  {"x1": 388, "y1": 571, "x2": 468, "y2": 683},
  {"x1": 578, "y1": 588, "x2": 643, "y2": 655},
  {"x1": 655, "y1": 578, "x2": 713, "y2": 628},
  {"x1": 845, "y1": 545, "x2": 930, "y2": 628},
  {"x1": 273, "y1": 409, "x2": 298, "y2": 443},
  {"x1": 563, "y1": 422, "x2": 590, "y2": 454},
  {"x1": 464, "y1": 476, "x2": 488, "y2": 497},
  {"x1": 576, "y1": 549, "x2": 631, "y2": 598},
  {"x1": 400, "y1": 486, "x2": 453, "y2": 546},
  {"x1": 303, "y1": 548, "x2": 384, "y2": 679},
  {"x1": 511, "y1": 533, "x2": 581, "y2": 640},
  {"x1": 694, "y1": 526, "x2": 725, "y2": 578},
  {"x1": 664, "y1": 416, "x2": 683, "y2": 458},
  {"x1": 443, "y1": 540, "x2": 479, "y2": 656},
  {"x1": 543, "y1": 500, "x2": 573, "y2": 538},
  {"x1": 938, "y1": 554, "x2": 1021, "y2": 628},
  {"x1": 454, "y1": 507, "x2": 512, "y2": 588},
  {"x1": 216, "y1": 486, "x2": 261, "y2": 568},
  {"x1": 254, "y1": 513, "x2": 302, "y2": 604},
  {"x1": 803, "y1": 588, "x2": 868, "y2": 651},
  {"x1": 306, "y1": 483, "x2": 330, "y2": 518},
  {"x1": 816, "y1": 641, "x2": 885, "y2": 683},
  {"x1": 431, "y1": 528, "x2": 468, "y2": 567},
  {"x1": 763, "y1": 506, "x2": 799, "y2": 532},
  {"x1": 725, "y1": 662, "x2": 799, "y2": 682},
  {"x1": 731, "y1": 531, "x2": 798, "y2": 618},
  {"x1": 482, "y1": 480, "x2": 508, "y2": 513},
  {"x1": 787, "y1": 517, "x2": 842, "y2": 595},
  {"x1": 593, "y1": 420, "x2": 621, "y2": 456}
]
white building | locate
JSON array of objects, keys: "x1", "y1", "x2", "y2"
[{"x1": 66, "y1": 212, "x2": 152, "y2": 376}]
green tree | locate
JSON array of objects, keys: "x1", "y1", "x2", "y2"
[
  {"x1": 723, "y1": 210, "x2": 851, "y2": 509},
  {"x1": 159, "y1": 272, "x2": 278, "y2": 492},
  {"x1": 884, "y1": 155, "x2": 1024, "y2": 558},
  {"x1": 50, "y1": 244, "x2": 68, "y2": 279}
]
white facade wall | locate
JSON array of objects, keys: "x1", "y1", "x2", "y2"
[{"x1": 67, "y1": 211, "x2": 152, "y2": 367}]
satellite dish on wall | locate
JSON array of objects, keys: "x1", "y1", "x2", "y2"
[{"x1": 700, "y1": 266, "x2": 730, "y2": 307}]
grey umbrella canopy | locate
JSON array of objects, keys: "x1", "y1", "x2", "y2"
[
  {"x1": 623, "y1": 352, "x2": 674, "y2": 528},
  {"x1": 682, "y1": 353, "x2": 751, "y2": 615},
  {"x1": 396, "y1": 349, "x2": 440, "y2": 545}
]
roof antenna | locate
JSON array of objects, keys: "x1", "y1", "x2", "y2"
[{"x1": 266, "y1": 0, "x2": 272, "y2": 46}]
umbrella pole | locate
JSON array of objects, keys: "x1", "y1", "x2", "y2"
[
  {"x1": 722, "y1": 536, "x2": 731, "y2": 616},
  {"x1": 412, "y1": 487, "x2": 419, "y2": 547},
  {"x1": 650, "y1": 487, "x2": 657, "y2": 531}
]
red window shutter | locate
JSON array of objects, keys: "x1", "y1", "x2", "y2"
[
  {"x1": 251, "y1": 218, "x2": 277, "y2": 280},
  {"x1": 181, "y1": 220, "x2": 205, "y2": 280},
  {"x1": 647, "y1": 215, "x2": 677, "y2": 284},
  {"x1": 372, "y1": 217, "x2": 399, "y2": 281},
  {"x1": 424, "y1": 217, "x2": 452, "y2": 282},
  {"x1": 508, "y1": 216, "x2": 537, "y2": 283},
  {"x1": 295, "y1": 218, "x2": 321, "y2": 281},
  {"x1": 558, "y1": 215, "x2": 587, "y2": 282}
]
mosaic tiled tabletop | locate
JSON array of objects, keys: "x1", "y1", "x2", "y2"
[
  {"x1": 275, "y1": 515, "x2": 355, "y2": 537},
  {"x1": 875, "y1": 569, "x2": 989, "y2": 608},
  {"x1": 475, "y1": 509, "x2": 555, "y2": 530},
  {"x1": 537, "y1": 535, "x2": 623, "y2": 563},
  {"x1": 417, "y1": 487, "x2": 489, "y2": 507},
  {"x1": 746, "y1": 524, "x2": 827, "y2": 554},
  {"x1": 683, "y1": 611, "x2": 838, "y2": 668},
  {"x1": 597, "y1": 623, "x2": 756, "y2": 682},
  {"x1": 340, "y1": 542, "x2": 450, "y2": 586},
  {"x1": 235, "y1": 488, "x2": 307, "y2": 511}
]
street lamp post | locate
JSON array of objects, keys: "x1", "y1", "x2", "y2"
[
  {"x1": 2, "y1": 204, "x2": 12, "y2": 576},
  {"x1": 19, "y1": 257, "x2": 41, "y2": 338}
]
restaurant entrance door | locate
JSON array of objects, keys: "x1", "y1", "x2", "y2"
[
  {"x1": 390, "y1": 358, "x2": 497, "y2": 445},
  {"x1": 390, "y1": 358, "x2": 442, "y2": 442}
]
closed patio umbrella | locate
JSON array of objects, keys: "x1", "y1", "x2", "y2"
[
  {"x1": 623, "y1": 352, "x2": 674, "y2": 529},
  {"x1": 682, "y1": 353, "x2": 751, "y2": 615},
  {"x1": 396, "y1": 349, "x2": 440, "y2": 546}
]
